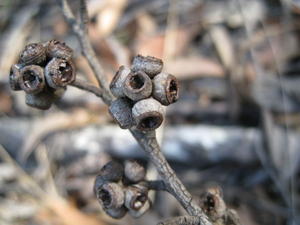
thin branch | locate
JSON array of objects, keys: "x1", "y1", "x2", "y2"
[
  {"x1": 79, "y1": 0, "x2": 88, "y2": 31},
  {"x1": 130, "y1": 129, "x2": 211, "y2": 224},
  {"x1": 145, "y1": 180, "x2": 168, "y2": 192},
  {"x1": 59, "y1": 1, "x2": 212, "y2": 224},
  {"x1": 71, "y1": 79, "x2": 111, "y2": 105},
  {"x1": 59, "y1": 0, "x2": 112, "y2": 96},
  {"x1": 157, "y1": 216, "x2": 203, "y2": 225}
]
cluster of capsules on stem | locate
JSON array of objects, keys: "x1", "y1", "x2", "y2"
[
  {"x1": 109, "y1": 55, "x2": 179, "y2": 131},
  {"x1": 94, "y1": 160, "x2": 151, "y2": 219},
  {"x1": 9, "y1": 40, "x2": 76, "y2": 109}
]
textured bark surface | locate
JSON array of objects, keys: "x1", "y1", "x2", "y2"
[
  {"x1": 59, "y1": 1, "x2": 213, "y2": 224},
  {"x1": 71, "y1": 79, "x2": 111, "y2": 105},
  {"x1": 157, "y1": 216, "x2": 204, "y2": 225},
  {"x1": 130, "y1": 130, "x2": 212, "y2": 225}
]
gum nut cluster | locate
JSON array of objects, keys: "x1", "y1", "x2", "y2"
[
  {"x1": 109, "y1": 55, "x2": 179, "y2": 131},
  {"x1": 9, "y1": 40, "x2": 76, "y2": 110},
  {"x1": 94, "y1": 160, "x2": 150, "y2": 219}
]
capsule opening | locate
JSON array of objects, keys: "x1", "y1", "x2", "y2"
[
  {"x1": 98, "y1": 189, "x2": 112, "y2": 207},
  {"x1": 129, "y1": 74, "x2": 145, "y2": 90},
  {"x1": 23, "y1": 70, "x2": 38, "y2": 88},
  {"x1": 132, "y1": 193, "x2": 147, "y2": 210},
  {"x1": 58, "y1": 62, "x2": 73, "y2": 82},
  {"x1": 168, "y1": 79, "x2": 178, "y2": 101},
  {"x1": 140, "y1": 116, "x2": 160, "y2": 129}
]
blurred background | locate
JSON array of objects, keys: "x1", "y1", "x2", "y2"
[{"x1": 0, "y1": 0, "x2": 299, "y2": 224}]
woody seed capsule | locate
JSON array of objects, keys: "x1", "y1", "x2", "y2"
[
  {"x1": 109, "y1": 66, "x2": 131, "y2": 98},
  {"x1": 19, "y1": 43, "x2": 46, "y2": 65},
  {"x1": 132, "y1": 98, "x2": 164, "y2": 131},
  {"x1": 124, "y1": 160, "x2": 146, "y2": 183},
  {"x1": 123, "y1": 71, "x2": 152, "y2": 101},
  {"x1": 152, "y1": 73, "x2": 179, "y2": 105},
  {"x1": 9, "y1": 64, "x2": 23, "y2": 91},
  {"x1": 131, "y1": 55, "x2": 163, "y2": 78},
  {"x1": 97, "y1": 182, "x2": 125, "y2": 209},
  {"x1": 19, "y1": 65, "x2": 45, "y2": 94},
  {"x1": 94, "y1": 161, "x2": 124, "y2": 193},
  {"x1": 199, "y1": 186, "x2": 226, "y2": 222},
  {"x1": 46, "y1": 39, "x2": 73, "y2": 60},
  {"x1": 125, "y1": 184, "x2": 150, "y2": 218},
  {"x1": 25, "y1": 91, "x2": 52, "y2": 110},
  {"x1": 105, "y1": 206, "x2": 127, "y2": 219},
  {"x1": 45, "y1": 58, "x2": 75, "y2": 89},
  {"x1": 25, "y1": 87, "x2": 66, "y2": 110},
  {"x1": 109, "y1": 98, "x2": 134, "y2": 129}
]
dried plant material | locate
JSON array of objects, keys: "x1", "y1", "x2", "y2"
[
  {"x1": 109, "y1": 56, "x2": 178, "y2": 132},
  {"x1": 96, "y1": 182, "x2": 125, "y2": 209},
  {"x1": 132, "y1": 98, "x2": 164, "y2": 131},
  {"x1": 45, "y1": 58, "x2": 76, "y2": 88},
  {"x1": 152, "y1": 73, "x2": 179, "y2": 106},
  {"x1": 124, "y1": 160, "x2": 146, "y2": 183},
  {"x1": 131, "y1": 55, "x2": 163, "y2": 78},
  {"x1": 9, "y1": 39, "x2": 76, "y2": 111},
  {"x1": 19, "y1": 43, "x2": 46, "y2": 65},
  {"x1": 45, "y1": 39, "x2": 73, "y2": 60},
  {"x1": 94, "y1": 161, "x2": 124, "y2": 191},
  {"x1": 200, "y1": 186, "x2": 226, "y2": 222},
  {"x1": 199, "y1": 186, "x2": 241, "y2": 225},
  {"x1": 110, "y1": 66, "x2": 131, "y2": 98},
  {"x1": 94, "y1": 162, "x2": 127, "y2": 219},
  {"x1": 158, "y1": 216, "x2": 203, "y2": 225},
  {"x1": 104, "y1": 206, "x2": 127, "y2": 219},
  {"x1": 25, "y1": 87, "x2": 65, "y2": 110},
  {"x1": 19, "y1": 65, "x2": 45, "y2": 94},
  {"x1": 123, "y1": 71, "x2": 153, "y2": 101},
  {"x1": 125, "y1": 184, "x2": 150, "y2": 218},
  {"x1": 25, "y1": 90, "x2": 55, "y2": 110},
  {"x1": 109, "y1": 98, "x2": 134, "y2": 129},
  {"x1": 9, "y1": 64, "x2": 22, "y2": 91}
]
